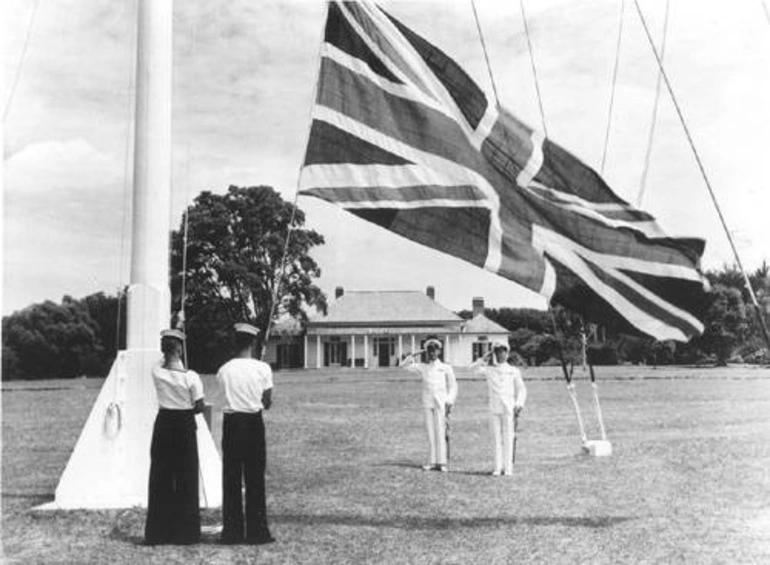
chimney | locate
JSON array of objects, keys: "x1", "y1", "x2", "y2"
[
  {"x1": 335, "y1": 286, "x2": 344, "y2": 299},
  {"x1": 426, "y1": 286, "x2": 435, "y2": 300},
  {"x1": 472, "y1": 297, "x2": 484, "y2": 317}
]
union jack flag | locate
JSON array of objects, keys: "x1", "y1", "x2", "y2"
[{"x1": 299, "y1": 1, "x2": 707, "y2": 341}]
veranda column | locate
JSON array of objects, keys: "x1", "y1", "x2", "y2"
[
  {"x1": 351, "y1": 335, "x2": 356, "y2": 368},
  {"x1": 316, "y1": 335, "x2": 321, "y2": 369},
  {"x1": 364, "y1": 335, "x2": 369, "y2": 369},
  {"x1": 398, "y1": 335, "x2": 403, "y2": 360},
  {"x1": 303, "y1": 335, "x2": 308, "y2": 369}
]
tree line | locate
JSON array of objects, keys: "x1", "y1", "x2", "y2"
[
  {"x1": 3, "y1": 186, "x2": 326, "y2": 380},
  {"x1": 3, "y1": 184, "x2": 768, "y2": 379},
  {"x1": 459, "y1": 262, "x2": 769, "y2": 367}
]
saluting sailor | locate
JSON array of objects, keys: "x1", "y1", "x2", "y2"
[
  {"x1": 216, "y1": 323, "x2": 275, "y2": 545},
  {"x1": 145, "y1": 328, "x2": 204, "y2": 545},
  {"x1": 400, "y1": 337, "x2": 458, "y2": 472},
  {"x1": 471, "y1": 340, "x2": 527, "y2": 476}
]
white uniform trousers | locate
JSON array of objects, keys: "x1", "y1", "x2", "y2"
[
  {"x1": 424, "y1": 407, "x2": 447, "y2": 465},
  {"x1": 490, "y1": 411, "x2": 515, "y2": 474}
]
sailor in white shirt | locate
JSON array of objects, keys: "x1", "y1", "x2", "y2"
[
  {"x1": 216, "y1": 323, "x2": 274, "y2": 545},
  {"x1": 471, "y1": 340, "x2": 527, "y2": 476},
  {"x1": 401, "y1": 338, "x2": 458, "y2": 472},
  {"x1": 145, "y1": 329, "x2": 204, "y2": 545}
]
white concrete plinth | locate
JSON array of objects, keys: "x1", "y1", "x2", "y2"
[
  {"x1": 582, "y1": 440, "x2": 613, "y2": 457},
  {"x1": 37, "y1": 349, "x2": 221, "y2": 510}
]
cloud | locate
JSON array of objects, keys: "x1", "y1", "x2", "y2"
[
  {"x1": 5, "y1": 138, "x2": 124, "y2": 194},
  {"x1": 4, "y1": 139, "x2": 129, "y2": 313},
  {"x1": 3, "y1": 0, "x2": 769, "y2": 316}
]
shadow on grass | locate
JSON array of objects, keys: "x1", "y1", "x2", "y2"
[
  {"x1": 106, "y1": 509, "x2": 225, "y2": 547},
  {"x1": 271, "y1": 513, "x2": 633, "y2": 530}
]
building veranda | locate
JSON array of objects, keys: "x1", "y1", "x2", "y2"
[{"x1": 265, "y1": 286, "x2": 509, "y2": 370}]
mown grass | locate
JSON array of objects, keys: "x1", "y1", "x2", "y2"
[{"x1": 3, "y1": 365, "x2": 770, "y2": 564}]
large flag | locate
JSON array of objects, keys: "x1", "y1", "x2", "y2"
[{"x1": 299, "y1": 1, "x2": 707, "y2": 342}]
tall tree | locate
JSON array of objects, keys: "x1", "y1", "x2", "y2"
[
  {"x1": 691, "y1": 285, "x2": 749, "y2": 365},
  {"x1": 170, "y1": 185, "x2": 327, "y2": 372},
  {"x1": 82, "y1": 291, "x2": 127, "y2": 374},
  {"x1": 2, "y1": 297, "x2": 104, "y2": 379}
]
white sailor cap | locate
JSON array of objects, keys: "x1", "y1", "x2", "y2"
[
  {"x1": 424, "y1": 338, "x2": 442, "y2": 349},
  {"x1": 160, "y1": 328, "x2": 186, "y2": 341},
  {"x1": 234, "y1": 322, "x2": 260, "y2": 336},
  {"x1": 491, "y1": 340, "x2": 510, "y2": 351}
]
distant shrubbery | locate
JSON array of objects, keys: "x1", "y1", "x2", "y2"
[
  {"x1": 458, "y1": 262, "x2": 770, "y2": 368},
  {"x1": 2, "y1": 293, "x2": 126, "y2": 380},
  {"x1": 2, "y1": 185, "x2": 326, "y2": 380},
  {"x1": 3, "y1": 261, "x2": 768, "y2": 379}
]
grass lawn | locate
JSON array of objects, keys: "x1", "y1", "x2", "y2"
[{"x1": 3, "y1": 365, "x2": 770, "y2": 563}]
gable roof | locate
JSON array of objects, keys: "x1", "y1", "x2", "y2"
[
  {"x1": 462, "y1": 314, "x2": 509, "y2": 334},
  {"x1": 310, "y1": 291, "x2": 461, "y2": 326}
]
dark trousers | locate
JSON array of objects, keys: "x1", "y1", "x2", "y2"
[
  {"x1": 221, "y1": 412, "x2": 272, "y2": 542},
  {"x1": 145, "y1": 409, "x2": 200, "y2": 545}
]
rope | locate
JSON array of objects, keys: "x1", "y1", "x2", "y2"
[
  {"x1": 599, "y1": 0, "x2": 626, "y2": 175},
  {"x1": 470, "y1": 0, "x2": 500, "y2": 106},
  {"x1": 180, "y1": 200, "x2": 190, "y2": 366},
  {"x1": 115, "y1": 0, "x2": 138, "y2": 355},
  {"x1": 519, "y1": 0, "x2": 549, "y2": 138},
  {"x1": 633, "y1": 0, "x2": 770, "y2": 351},
  {"x1": 763, "y1": 0, "x2": 770, "y2": 27},
  {"x1": 3, "y1": 0, "x2": 40, "y2": 120},
  {"x1": 262, "y1": 6, "x2": 328, "y2": 354},
  {"x1": 637, "y1": 0, "x2": 670, "y2": 208}
]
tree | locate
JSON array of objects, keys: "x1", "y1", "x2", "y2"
[
  {"x1": 170, "y1": 186, "x2": 327, "y2": 372},
  {"x1": 693, "y1": 285, "x2": 749, "y2": 366},
  {"x1": 82, "y1": 291, "x2": 127, "y2": 374},
  {"x1": 2, "y1": 297, "x2": 104, "y2": 379}
]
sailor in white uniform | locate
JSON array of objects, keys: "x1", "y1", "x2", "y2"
[
  {"x1": 216, "y1": 323, "x2": 274, "y2": 545},
  {"x1": 400, "y1": 338, "x2": 458, "y2": 472},
  {"x1": 471, "y1": 340, "x2": 527, "y2": 476}
]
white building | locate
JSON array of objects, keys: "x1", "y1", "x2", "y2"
[{"x1": 300, "y1": 286, "x2": 509, "y2": 369}]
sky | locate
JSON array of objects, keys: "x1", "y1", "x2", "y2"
[{"x1": 4, "y1": 0, "x2": 770, "y2": 317}]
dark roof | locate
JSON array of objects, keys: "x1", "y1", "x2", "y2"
[{"x1": 309, "y1": 291, "x2": 461, "y2": 326}]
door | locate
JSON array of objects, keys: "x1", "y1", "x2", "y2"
[{"x1": 378, "y1": 339, "x2": 390, "y2": 367}]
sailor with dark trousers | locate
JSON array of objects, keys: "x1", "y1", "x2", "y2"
[
  {"x1": 400, "y1": 337, "x2": 458, "y2": 472},
  {"x1": 470, "y1": 340, "x2": 527, "y2": 476},
  {"x1": 145, "y1": 328, "x2": 204, "y2": 545},
  {"x1": 216, "y1": 323, "x2": 275, "y2": 545}
]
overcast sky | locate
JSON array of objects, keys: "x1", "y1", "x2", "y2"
[{"x1": 4, "y1": 0, "x2": 770, "y2": 316}]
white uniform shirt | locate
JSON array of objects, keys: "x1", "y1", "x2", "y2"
[
  {"x1": 471, "y1": 359, "x2": 527, "y2": 415},
  {"x1": 152, "y1": 365, "x2": 204, "y2": 410},
  {"x1": 217, "y1": 358, "x2": 273, "y2": 413},
  {"x1": 403, "y1": 357, "x2": 458, "y2": 409}
]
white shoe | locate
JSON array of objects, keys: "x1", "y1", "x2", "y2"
[
  {"x1": 492, "y1": 469, "x2": 502, "y2": 477},
  {"x1": 422, "y1": 464, "x2": 435, "y2": 471},
  {"x1": 438, "y1": 465, "x2": 448, "y2": 473}
]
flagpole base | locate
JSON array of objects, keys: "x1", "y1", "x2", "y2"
[{"x1": 582, "y1": 439, "x2": 612, "y2": 457}]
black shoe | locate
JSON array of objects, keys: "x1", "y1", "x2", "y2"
[{"x1": 245, "y1": 536, "x2": 275, "y2": 545}]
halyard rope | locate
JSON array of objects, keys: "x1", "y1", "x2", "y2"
[
  {"x1": 600, "y1": 0, "x2": 626, "y2": 175},
  {"x1": 633, "y1": 0, "x2": 770, "y2": 350},
  {"x1": 636, "y1": 0, "x2": 670, "y2": 208},
  {"x1": 470, "y1": 0, "x2": 500, "y2": 107}
]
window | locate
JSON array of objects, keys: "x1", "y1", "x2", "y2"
[{"x1": 472, "y1": 340, "x2": 491, "y2": 361}]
